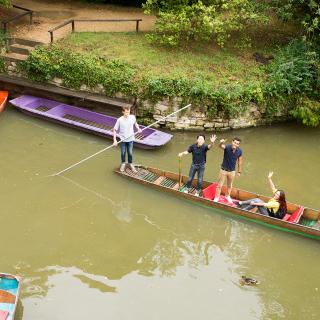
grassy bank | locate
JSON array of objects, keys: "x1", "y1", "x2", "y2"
[
  {"x1": 18, "y1": 24, "x2": 319, "y2": 125},
  {"x1": 57, "y1": 32, "x2": 266, "y2": 87}
]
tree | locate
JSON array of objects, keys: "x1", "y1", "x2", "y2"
[{"x1": 143, "y1": 0, "x2": 269, "y2": 47}]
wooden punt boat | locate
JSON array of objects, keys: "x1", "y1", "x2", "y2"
[
  {"x1": 9, "y1": 95, "x2": 173, "y2": 149},
  {"x1": 0, "y1": 273, "x2": 21, "y2": 320},
  {"x1": 115, "y1": 165, "x2": 320, "y2": 240},
  {"x1": 0, "y1": 91, "x2": 8, "y2": 113}
]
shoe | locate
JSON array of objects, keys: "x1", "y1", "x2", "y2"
[
  {"x1": 195, "y1": 191, "x2": 200, "y2": 197},
  {"x1": 130, "y1": 163, "x2": 137, "y2": 173},
  {"x1": 213, "y1": 197, "x2": 219, "y2": 202},
  {"x1": 236, "y1": 201, "x2": 242, "y2": 208},
  {"x1": 183, "y1": 188, "x2": 189, "y2": 194},
  {"x1": 120, "y1": 163, "x2": 126, "y2": 172},
  {"x1": 226, "y1": 196, "x2": 233, "y2": 204}
]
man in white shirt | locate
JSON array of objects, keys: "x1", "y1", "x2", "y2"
[{"x1": 113, "y1": 106, "x2": 142, "y2": 172}]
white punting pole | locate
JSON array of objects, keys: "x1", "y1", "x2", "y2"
[{"x1": 51, "y1": 103, "x2": 192, "y2": 176}]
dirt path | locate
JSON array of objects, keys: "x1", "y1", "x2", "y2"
[{"x1": 1, "y1": 0, "x2": 155, "y2": 43}]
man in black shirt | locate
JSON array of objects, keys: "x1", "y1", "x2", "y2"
[
  {"x1": 178, "y1": 134, "x2": 217, "y2": 196},
  {"x1": 214, "y1": 137, "x2": 243, "y2": 204}
]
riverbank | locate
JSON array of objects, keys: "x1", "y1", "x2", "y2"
[{"x1": 1, "y1": 2, "x2": 319, "y2": 130}]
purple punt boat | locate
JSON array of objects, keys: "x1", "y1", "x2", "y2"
[{"x1": 10, "y1": 95, "x2": 173, "y2": 149}]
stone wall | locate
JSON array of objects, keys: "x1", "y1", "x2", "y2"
[{"x1": 139, "y1": 99, "x2": 286, "y2": 131}]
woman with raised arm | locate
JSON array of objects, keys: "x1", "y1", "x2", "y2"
[{"x1": 237, "y1": 172, "x2": 287, "y2": 219}]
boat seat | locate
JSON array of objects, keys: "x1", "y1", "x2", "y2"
[
  {"x1": 203, "y1": 183, "x2": 218, "y2": 200},
  {"x1": 0, "y1": 290, "x2": 15, "y2": 304},
  {"x1": 0, "y1": 310, "x2": 9, "y2": 320},
  {"x1": 282, "y1": 206, "x2": 304, "y2": 223},
  {"x1": 203, "y1": 183, "x2": 237, "y2": 206}
]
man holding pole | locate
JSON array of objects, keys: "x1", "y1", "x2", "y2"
[
  {"x1": 213, "y1": 137, "x2": 243, "y2": 204},
  {"x1": 178, "y1": 134, "x2": 216, "y2": 197},
  {"x1": 113, "y1": 106, "x2": 142, "y2": 173}
]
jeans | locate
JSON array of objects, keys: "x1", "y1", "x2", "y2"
[
  {"x1": 186, "y1": 163, "x2": 205, "y2": 191},
  {"x1": 240, "y1": 198, "x2": 269, "y2": 216},
  {"x1": 121, "y1": 141, "x2": 133, "y2": 164}
]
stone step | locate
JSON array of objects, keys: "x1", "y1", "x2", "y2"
[
  {"x1": 0, "y1": 52, "x2": 28, "y2": 63},
  {"x1": 9, "y1": 44, "x2": 33, "y2": 55},
  {"x1": 9, "y1": 37, "x2": 43, "y2": 48}
]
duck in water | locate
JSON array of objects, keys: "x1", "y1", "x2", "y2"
[{"x1": 240, "y1": 276, "x2": 259, "y2": 286}]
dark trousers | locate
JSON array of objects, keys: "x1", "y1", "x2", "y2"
[
  {"x1": 186, "y1": 163, "x2": 205, "y2": 191},
  {"x1": 121, "y1": 141, "x2": 133, "y2": 164}
]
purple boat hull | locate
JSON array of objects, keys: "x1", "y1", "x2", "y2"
[{"x1": 10, "y1": 95, "x2": 173, "y2": 149}]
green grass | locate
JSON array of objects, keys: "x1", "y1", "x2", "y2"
[
  {"x1": 55, "y1": 16, "x2": 300, "y2": 87},
  {"x1": 57, "y1": 32, "x2": 266, "y2": 86}
]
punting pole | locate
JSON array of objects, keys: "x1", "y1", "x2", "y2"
[
  {"x1": 51, "y1": 103, "x2": 192, "y2": 176},
  {"x1": 178, "y1": 157, "x2": 182, "y2": 188}
]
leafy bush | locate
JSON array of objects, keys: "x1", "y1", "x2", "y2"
[
  {"x1": 0, "y1": 57, "x2": 6, "y2": 73},
  {"x1": 144, "y1": 0, "x2": 269, "y2": 47},
  {"x1": 264, "y1": 39, "x2": 320, "y2": 124},
  {"x1": 291, "y1": 96, "x2": 320, "y2": 126},
  {"x1": 0, "y1": 0, "x2": 11, "y2": 8},
  {"x1": 18, "y1": 42, "x2": 320, "y2": 126},
  {"x1": 264, "y1": 40, "x2": 318, "y2": 97}
]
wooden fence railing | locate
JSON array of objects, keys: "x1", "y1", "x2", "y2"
[
  {"x1": 48, "y1": 18, "x2": 143, "y2": 43},
  {"x1": 1, "y1": 4, "x2": 33, "y2": 33}
]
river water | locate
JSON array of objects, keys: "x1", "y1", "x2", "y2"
[{"x1": 1, "y1": 106, "x2": 319, "y2": 320}]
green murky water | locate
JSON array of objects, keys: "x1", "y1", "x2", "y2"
[{"x1": 1, "y1": 106, "x2": 319, "y2": 320}]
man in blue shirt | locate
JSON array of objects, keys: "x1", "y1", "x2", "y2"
[
  {"x1": 178, "y1": 134, "x2": 216, "y2": 197},
  {"x1": 214, "y1": 137, "x2": 243, "y2": 204}
]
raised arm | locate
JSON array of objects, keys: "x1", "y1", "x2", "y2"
[
  {"x1": 267, "y1": 171, "x2": 277, "y2": 194},
  {"x1": 219, "y1": 139, "x2": 226, "y2": 150},
  {"x1": 208, "y1": 134, "x2": 217, "y2": 150}
]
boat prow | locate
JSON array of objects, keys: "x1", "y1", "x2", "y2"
[
  {"x1": 0, "y1": 91, "x2": 8, "y2": 113},
  {"x1": 0, "y1": 273, "x2": 21, "y2": 320},
  {"x1": 115, "y1": 164, "x2": 320, "y2": 240}
]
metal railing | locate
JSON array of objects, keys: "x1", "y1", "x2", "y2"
[
  {"x1": 48, "y1": 18, "x2": 143, "y2": 43},
  {"x1": 1, "y1": 4, "x2": 33, "y2": 33}
]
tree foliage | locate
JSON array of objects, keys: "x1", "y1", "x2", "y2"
[
  {"x1": 270, "y1": 0, "x2": 320, "y2": 40},
  {"x1": 143, "y1": 0, "x2": 269, "y2": 47}
]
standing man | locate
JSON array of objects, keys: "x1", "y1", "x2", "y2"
[
  {"x1": 214, "y1": 137, "x2": 243, "y2": 204},
  {"x1": 178, "y1": 134, "x2": 217, "y2": 197},
  {"x1": 113, "y1": 106, "x2": 142, "y2": 173}
]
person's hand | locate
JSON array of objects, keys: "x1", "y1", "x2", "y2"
[
  {"x1": 237, "y1": 172, "x2": 241, "y2": 178},
  {"x1": 220, "y1": 139, "x2": 226, "y2": 144},
  {"x1": 113, "y1": 140, "x2": 118, "y2": 147},
  {"x1": 178, "y1": 152, "x2": 183, "y2": 157},
  {"x1": 210, "y1": 134, "x2": 217, "y2": 143},
  {"x1": 268, "y1": 171, "x2": 273, "y2": 179},
  {"x1": 137, "y1": 128, "x2": 142, "y2": 134}
]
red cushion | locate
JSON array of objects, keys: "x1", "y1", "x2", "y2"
[
  {"x1": 282, "y1": 214, "x2": 291, "y2": 221},
  {"x1": 283, "y1": 207, "x2": 304, "y2": 223},
  {"x1": 203, "y1": 183, "x2": 237, "y2": 206},
  {"x1": 0, "y1": 311, "x2": 9, "y2": 320},
  {"x1": 203, "y1": 183, "x2": 218, "y2": 200}
]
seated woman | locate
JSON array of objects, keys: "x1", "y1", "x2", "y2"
[{"x1": 238, "y1": 172, "x2": 287, "y2": 219}]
